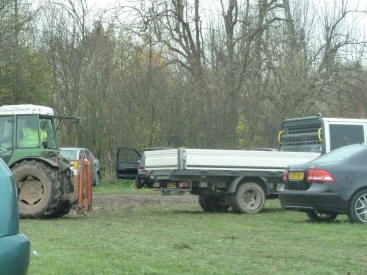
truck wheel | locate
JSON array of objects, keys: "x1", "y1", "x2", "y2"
[
  {"x1": 207, "y1": 196, "x2": 230, "y2": 212},
  {"x1": 198, "y1": 195, "x2": 213, "y2": 212},
  {"x1": 306, "y1": 210, "x2": 337, "y2": 222},
  {"x1": 198, "y1": 195, "x2": 230, "y2": 212},
  {"x1": 231, "y1": 182, "x2": 265, "y2": 214},
  {"x1": 135, "y1": 176, "x2": 144, "y2": 189},
  {"x1": 349, "y1": 189, "x2": 367, "y2": 224},
  {"x1": 12, "y1": 160, "x2": 61, "y2": 218}
]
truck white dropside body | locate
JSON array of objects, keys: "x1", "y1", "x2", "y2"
[
  {"x1": 145, "y1": 149, "x2": 320, "y2": 214},
  {"x1": 141, "y1": 115, "x2": 367, "y2": 214},
  {"x1": 145, "y1": 149, "x2": 320, "y2": 172}
]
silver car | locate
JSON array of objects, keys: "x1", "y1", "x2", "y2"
[{"x1": 60, "y1": 147, "x2": 101, "y2": 186}]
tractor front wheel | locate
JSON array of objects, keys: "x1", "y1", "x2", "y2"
[{"x1": 12, "y1": 160, "x2": 61, "y2": 218}]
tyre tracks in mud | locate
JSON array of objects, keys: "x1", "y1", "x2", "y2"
[{"x1": 92, "y1": 193, "x2": 197, "y2": 209}]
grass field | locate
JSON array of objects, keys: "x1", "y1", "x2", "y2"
[
  {"x1": 21, "y1": 182, "x2": 366, "y2": 275},
  {"x1": 93, "y1": 180, "x2": 153, "y2": 195}
]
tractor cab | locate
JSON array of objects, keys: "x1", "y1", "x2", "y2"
[
  {"x1": 0, "y1": 105, "x2": 58, "y2": 164},
  {"x1": 0, "y1": 104, "x2": 91, "y2": 218}
]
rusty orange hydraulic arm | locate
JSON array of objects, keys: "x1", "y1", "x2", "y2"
[{"x1": 74, "y1": 153, "x2": 93, "y2": 214}]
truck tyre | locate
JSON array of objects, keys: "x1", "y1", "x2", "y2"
[
  {"x1": 198, "y1": 195, "x2": 230, "y2": 212},
  {"x1": 135, "y1": 175, "x2": 144, "y2": 189},
  {"x1": 231, "y1": 182, "x2": 265, "y2": 214},
  {"x1": 306, "y1": 210, "x2": 337, "y2": 222},
  {"x1": 348, "y1": 189, "x2": 367, "y2": 224},
  {"x1": 12, "y1": 160, "x2": 61, "y2": 218},
  {"x1": 198, "y1": 195, "x2": 212, "y2": 212}
]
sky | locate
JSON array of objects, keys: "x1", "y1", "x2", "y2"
[
  {"x1": 86, "y1": 0, "x2": 367, "y2": 27},
  {"x1": 87, "y1": 0, "x2": 367, "y2": 13},
  {"x1": 85, "y1": 0, "x2": 367, "y2": 43}
]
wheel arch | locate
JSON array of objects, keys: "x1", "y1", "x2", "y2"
[
  {"x1": 227, "y1": 176, "x2": 269, "y2": 195},
  {"x1": 348, "y1": 186, "x2": 367, "y2": 211},
  {"x1": 9, "y1": 157, "x2": 59, "y2": 170}
]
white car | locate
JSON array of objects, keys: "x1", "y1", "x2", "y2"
[{"x1": 60, "y1": 147, "x2": 101, "y2": 186}]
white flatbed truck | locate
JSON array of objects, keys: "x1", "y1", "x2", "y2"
[{"x1": 143, "y1": 115, "x2": 367, "y2": 213}]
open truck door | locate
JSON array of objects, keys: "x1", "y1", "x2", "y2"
[{"x1": 116, "y1": 147, "x2": 141, "y2": 179}]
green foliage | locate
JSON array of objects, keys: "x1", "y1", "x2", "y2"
[
  {"x1": 236, "y1": 114, "x2": 248, "y2": 148},
  {"x1": 0, "y1": 0, "x2": 51, "y2": 105},
  {"x1": 0, "y1": 47, "x2": 51, "y2": 104}
]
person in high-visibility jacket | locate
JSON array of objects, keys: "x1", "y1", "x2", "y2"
[
  {"x1": 19, "y1": 127, "x2": 39, "y2": 148},
  {"x1": 40, "y1": 130, "x2": 47, "y2": 142},
  {"x1": 19, "y1": 118, "x2": 48, "y2": 148}
]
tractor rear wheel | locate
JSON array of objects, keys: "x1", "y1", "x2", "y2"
[
  {"x1": 12, "y1": 160, "x2": 61, "y2": 218},
  {"x1": 52, "y1": 169, "x2": 75, "y2": 217},
  {"x1": 53, "y1": 170, "x2": 74, "y2": 217},
  {"x1": 53, "y1": 200, "x2": 73, "y2": 217}
]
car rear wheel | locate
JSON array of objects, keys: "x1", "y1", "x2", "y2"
[
  {"x1": 349, "y1": 189, "x2": 367, "y2": 224},
  {"x1": 306, "y1": 210, "x2": 337, "y2": 222}
]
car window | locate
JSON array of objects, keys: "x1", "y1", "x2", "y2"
[
  {"x1": 60, "y1": 149, "x2": 78, "y2": 160},
  {"x1": 329, "y1": 124, "x2": 364, "y2": 151},
  {"x1": 311, "y1": 145, "x2": 365, "y2": 164},
  {"x1": 84, "y1": 149, "x2": 90, "y2": 158}
]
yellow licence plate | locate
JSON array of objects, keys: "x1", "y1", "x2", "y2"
[
  {"x1": 288, "y1": 171, "x2": 304, "y2": 181},
  {"x1": 167, "y1": 182, "x2": 177, "y2": 189}
]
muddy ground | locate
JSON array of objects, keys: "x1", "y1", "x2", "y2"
[{"x1": 93, "y1": 193, "x2": 197, "y2": 209}]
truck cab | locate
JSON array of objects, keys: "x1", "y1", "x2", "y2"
[{"x1": 280, "y1": 115, "x2": 367, "y2": 154}]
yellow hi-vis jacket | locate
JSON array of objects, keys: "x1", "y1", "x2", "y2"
[{"x1": 19, "y1": 128, "x2": 47, "y2": 148}]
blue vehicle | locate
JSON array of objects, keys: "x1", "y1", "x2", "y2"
[{"x1": 0, "y1": 157, "x2": 30, "y2": 274}]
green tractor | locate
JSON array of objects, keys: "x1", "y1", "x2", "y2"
[{"x1": 0, "y1": 104, "x2": 77, "y2": 218}]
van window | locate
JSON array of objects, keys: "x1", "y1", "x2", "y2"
[{"x1": 329, "y1": 124, "x2": 364, "y2": 151}]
